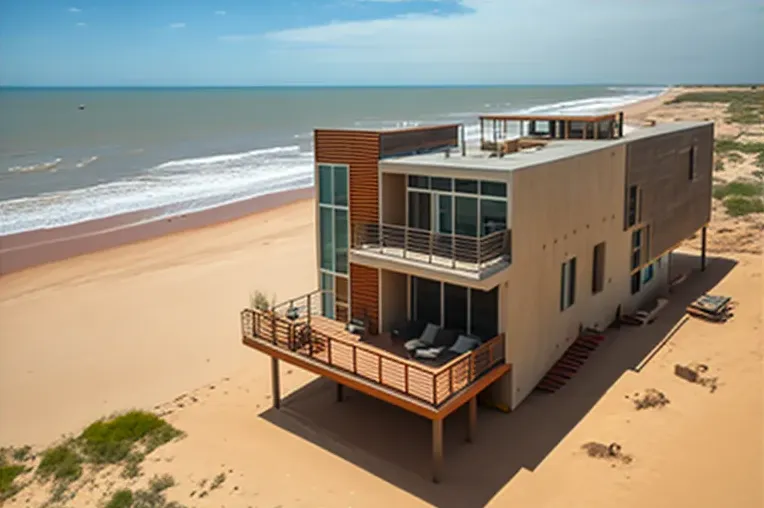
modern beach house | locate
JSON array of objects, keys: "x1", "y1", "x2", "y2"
[{"x1": 240, "y1": 111, "x2": 713, "y2": 482}]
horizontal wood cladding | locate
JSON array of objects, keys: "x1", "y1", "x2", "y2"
[
  {"x1": 625, "y1": 124, "x2": 714, "y2": 258},
  {"x1": 315, "y1": 129, "x2": 380, "y2": 225},
  {"x1": 350, "y1": 263, "x2": 379, "y2": 335},
  {"x1": 380, "y1": 125, "x2": 459, "y2": 158}
]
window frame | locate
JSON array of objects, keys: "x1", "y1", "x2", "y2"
[{"x1": 317, "y1": 163, "x2": 351, "y2": 319}]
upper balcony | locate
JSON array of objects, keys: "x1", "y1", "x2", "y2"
[{"x1": 351, "y1": 223, "x2": 511, "y2": 287}]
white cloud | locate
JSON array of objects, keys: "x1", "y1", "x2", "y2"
[
  {"x1": 68, "y1": 7, "x2": 81, "y2": 13},
  {"x1": 169, "y1": 22, "x2": 187, "y2": 29},
  {"x1": 76, "y1": 22, "x2": 87, "y2": 27},
  {"x1": 215, "y1": 10, "x2": 227, "y2": 15}
]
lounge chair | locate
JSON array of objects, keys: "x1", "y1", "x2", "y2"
[
  {"x1": 404, "y1": 323, "x2": 441, "y2": 353},
  {"x1": 414, "y1": 331, "x2": 481, "y2": 361}
]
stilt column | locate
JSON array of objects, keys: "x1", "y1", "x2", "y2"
[
  {"x1": 336, "y1": 383, "x2": 344, "y2": 402},
  {"x1": 701, "y1": 226, "x2": 707, "y2": 271},
  {"x1": 467, "y1": 397, "x2": 477, "y2": 443},
  {"x1": 432, "y1": 418, "x2": 444, "y2": 483},
  {"x1": 271, "y1": 358, "x2": 281, "y2": 409}
]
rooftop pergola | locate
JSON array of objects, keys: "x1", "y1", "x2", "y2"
[{"x1": 479, "y1": 111, "x2": 625, "y2": 146}]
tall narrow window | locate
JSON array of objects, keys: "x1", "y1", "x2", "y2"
[
  {"x1": 560, "y1": 257, "x2": 576, "y2": 311},
  {"x1": 592, "y1": 242, "x2": 606, "y2": 294},
  {"x1": 688, "y1": 146, "x2": 696, "y2": 181},
  {"x1": 627, "y1": 185, "x2": 638, "y2": 228},
  {"x1": 318, "y1": 163, "x2": 349, "y2": 318}
]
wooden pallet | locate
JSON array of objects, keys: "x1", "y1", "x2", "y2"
[{"x1": 534, "y1": 334, "x2": 605, "y2": 394}]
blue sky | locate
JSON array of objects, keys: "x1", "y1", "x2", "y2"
[{"x1": 0, "y1": 0, "x2": 762, "y2": 86}]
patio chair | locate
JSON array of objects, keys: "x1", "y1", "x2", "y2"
[{"x1": 404, "y1": 322, "x2": 441, "y2": 353}]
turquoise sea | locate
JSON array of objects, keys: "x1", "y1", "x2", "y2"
[{"x1": 0, "y1": 86, "x2": 665, "y2": 234}]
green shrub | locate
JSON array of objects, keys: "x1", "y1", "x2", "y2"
[
  {"x1": 724, "y1": 196, "x2": 764, "y2": 217},
  {"x1": 250, "y1": 290, "x2": 276, "y2": 311},
  {"x1": 0, "y1": 463, "x2": 26, "y2": 498},
  {"x1": 80, "y1": 411, "x2": 182, "y2": 464},
  {"x1": 37, "y1": 444, "x2": 82, "y2": 482},
  {"x1": 714, "y1": 159, "x2": 725, "y2": 172},
  {"x1": 106, "y1": 489, "x2": 134, "y2": 508},
  {"x1": 726, "y1": 152, "x2": 744, "y2": 164},
  {"x1": 713, "y1": 180, "x2": 764, "y2": 200},
  {"x1": 752, "y1": 170, "x2": 764, "y2": 180}
]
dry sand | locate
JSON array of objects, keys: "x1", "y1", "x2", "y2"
[{"x1": 1, "y1": 89, "x2": 763, "y2": 508}]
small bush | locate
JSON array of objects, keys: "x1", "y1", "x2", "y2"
[
  {"x1": 0, "y1": 463, "x2": 26, "y2": 498},
  {"x1": 714, "y1": 159, "x2": 725, "y2": 172},
  {"x1": 106, "y1": 489, "x2": 134, "y2": 508},
  {"x1": 712, "y1": 180, "x2": 764, "y2": 200},
  {"x1": 11, "y1": 446, "x2": 31, "y2": 462},
  {"x1": 149, "y1": 474, "x2": 175, "y2": 493},
  {"x1": 121, "y1": 452, "x2": 144, "y2": 479},
  {"x1": 80, "y1": 411, "x2": 182, "y2": 463},
  {"x1": 727, "y1": 152, "x2": 744, "y2": 164},
  {"x1": 37, "y1": 444, "x2": 83, "y2": 482},
  {"x1": 210, "y1": 472, "x2": 226, "y2": 490},
  {"x1": 724, "y1": 196, "x2": 764, "y2": 217},
  {"x1": 249, "y1": 290, "x2": 276, "y2": 311},
  {"x1": 753, "y1": 170, "x2": 764, "y2": 180}
]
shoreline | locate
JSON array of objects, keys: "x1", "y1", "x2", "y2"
[
  {"x1": 0, "y1": 89, "x2": 669, "y2": 276},
  {"x1": 0, "y1": 187, "x2": 313, "y2": 275}
]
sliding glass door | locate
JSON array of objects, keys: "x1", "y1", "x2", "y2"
[{"x1": 410, "y1": 275, "x2": 498, "y2": 340}]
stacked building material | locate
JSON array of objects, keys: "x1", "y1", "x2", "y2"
[{"x1": 686, "y1": 294, "x2": 733, "y2": 323}]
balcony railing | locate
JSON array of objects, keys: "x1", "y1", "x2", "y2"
[
  {"x1": 352, "y1": 223, "x2": 511, "y2": 272},
  {"x1": 241, "y1": 297, "x2": 506, "y2": 407}
]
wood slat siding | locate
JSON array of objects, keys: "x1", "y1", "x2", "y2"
[
  {"x1": 625, "y1": 124, "x2": 714, "y2": 257},
  {"x1": 379, "y1": 125, "x2": 460, "y2": 158},
  {"x1": 314, "y1": 129, "x2": 381, "y2": 226},
  {"x1": 350, "y1": 263, "x2": 380, "y2": 334}
]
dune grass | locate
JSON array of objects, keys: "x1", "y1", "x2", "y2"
[
  {"x1": 668, "y1": 89, "x2": 764, "y2": 124},
  {"x1": 714, "y1": 139, "x2": 764, "y2": 169},
  {"x1": 79, "y1": 410, "x2": 183, "y2": 464},
  {"x1": 37, "y1": 443, "x2": 83, "y2": 482},
  {"x1": 713, "y1": 179, "x2": 764, "y2": 217},
  {"x1": 0, "y1": 461, "x2": 26, "y2": 499}
]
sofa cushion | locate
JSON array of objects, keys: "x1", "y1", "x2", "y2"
[
  {"x1": 433, "y1": 328, "x2": 459, "y2": 348},
  {"x1": 448, "y1": 335, "x2": 481, "y2": 354},
  {"x1": 419, "y1": 323, "x2": 440, "y2": 346}
]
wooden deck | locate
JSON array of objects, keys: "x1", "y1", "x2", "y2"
[{"x1": 241, "y1": 309, "x2": 507, "y2": 412}]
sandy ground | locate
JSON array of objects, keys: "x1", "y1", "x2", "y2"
[{"x1": 1, "y1": 89, "x2": 763, "y2": 508}]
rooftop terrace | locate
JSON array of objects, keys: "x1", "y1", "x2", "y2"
[{"x1": 381, "y1": 121, "x2": 712, "y2": 174}]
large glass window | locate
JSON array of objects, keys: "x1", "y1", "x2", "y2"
[
  {"x1": 411, "y1": 276, "x2": 441, "y2": 325},
  {"x1": 320, "y1": 207, "x2": 334, "y2": 270},
  {"x1": 437, "y1": 195, "x2": 453, "y2": 234},
  {"x1": 334, "y1": 165, "x2": 348, "y2": 207},
  {"x1": 480, "y1": 199, "x2": 507, "y2": 236},
  {"x1": 334, "y1": 209, "x2": 348, "y2": 274},
  {"x1": 318, "y1": 163, "x2": 349, "y2": 318},
  {"x1": 455, "y1": 196, "x2": 478, "y2": 237},
  {"x1": 319, "y1": 165, "x2": 333, "y2": 205},
  {"x1": 470, "y1": 287, "x2": 498, "y2": 340},
  {"x1": 408, "y1": 191, "x2": 431, "y2": 230},
  {"x1": 444, "y1": 283, "x2": 468, "y2": 332}
]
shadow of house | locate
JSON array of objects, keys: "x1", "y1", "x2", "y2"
[{"x1": 260, "y1": 252, "x2": 737, "y2": 508}]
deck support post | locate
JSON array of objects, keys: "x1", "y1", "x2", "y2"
[
  {"x1": 271, "y1": 357, "x2": 281, "y2": 409},
  {"x1": 701, "y1": 226, "x2": 707, "y2": 271},
  {"x1": 336, "y1": 383, "x2": 344, "y2": 402},
  {"x1": 432, "y1": 418, "x2": 444, "y2": 483},
  {"x1": 467, "y1": 396, "x2": 477, "y2": 443}
]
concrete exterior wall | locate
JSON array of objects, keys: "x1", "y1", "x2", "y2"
[
  {"x1": 625, "y1": 123, "x2": 714, "y2": 258},
  {"x1": 504, "y1": 144, "x2": 634, "y2": 408}
]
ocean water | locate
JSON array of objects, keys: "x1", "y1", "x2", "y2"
[{"x1": 0, "y1": 86, "x2": 665, "y2": 235}]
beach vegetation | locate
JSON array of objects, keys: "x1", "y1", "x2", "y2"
[
  {"x1": 726, "y1": 151, "x2": 744, "y2": 164},
  {"x1": 714, "y1": 139, "x2": 764, "y2": 169},
  {"x1": 714, "y1": 159, "x2": 725, "y2": 172},
  {"x1": 0, "y1": 461, "x2": 26, "y2": 499},
  {"x1": 723, "y1": 196, "x2": 764, "y2": 217},
  {"x1": 79, "y1": 410, "x2": 183, "y2": 464},
  {"x1": 37, "y1": 443, "x2": 83, "y2": 482},
  {"x1": 106, "y1": 489, "x2": 135, "y2": 508},
  {"x1": 250, "y1": 290, "x2": 276, "y2": 311},
  {"x1": 752, "y1": 170, "x2": 764, "y2": 180},
  {"x1": 668, "y1": 89, "x2": 764, "y2": 124},
  {"x1": 712, "y1": 180, "x2": 764, "y2": 200}
]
